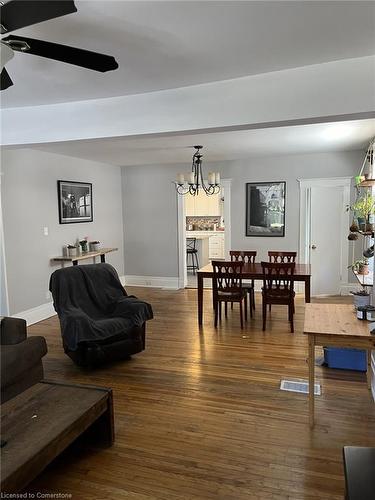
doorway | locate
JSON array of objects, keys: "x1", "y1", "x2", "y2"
[
  {"x1": 177, "y1": 179, "x2": 231, "y2": 289},
  {"x1": 299, "y1": 177, "x2": 351, "y2": 296}
]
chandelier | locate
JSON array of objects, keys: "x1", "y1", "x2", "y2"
[{"x1": 175, "y1": 146, "x2": 221, "y2": 195}]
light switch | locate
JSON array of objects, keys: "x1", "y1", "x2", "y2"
[{"x1": 43, "y1": 227, "x2": 49, "y2": 236}]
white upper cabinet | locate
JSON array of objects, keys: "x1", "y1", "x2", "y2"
[
  {"x1": 185, "y1": 194, "x2": 195, "y2": 216},
  {"x1": 185, "y1": 192, "x2": 221, "y2": 216}
]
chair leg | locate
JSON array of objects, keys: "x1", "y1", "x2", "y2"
[
  {"x1": 290, "y1": 301, "x2": 294, "y2": 333},
  {"x1": 214, "y1": 300, "x2": 218, "y2": 328},
  {"x1": 249, "y1": 292, "x2": 253, "y2": 318},
  {"x1": 262, "y1": 299, "x2": 267, "y2": 331},
  {"x1": 239, "y1": 301, "x2": 244, "y2": 329},
  {"x1": 225, "y1": 302, "x2": 228, "y2": 318},
  {"x1": 269, "y1": 304, "x2": 271, "y2": 312},
  {"x1": 219, "y1": 301, "x2": 222, "y2": 321},
  {"x1": 244, "y1": 296, "x2": 248, "y2": 322},
  {"x1": 196, "y1": 252, "x2": 199, "y2": 270},
  {"x1": 231, "y1": 303, "x2": 233, "y2": 310},
  {"x1": 252, "y1": 289, "x2": 255, "y2": 310}
]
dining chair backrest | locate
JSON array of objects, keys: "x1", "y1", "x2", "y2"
[
  {"x1": 261, "y1": 261, "x2": 295, "y2": 295},
  {"x1": 212, "y1": 260, "x2": 244, "y2": 295},
  {"x1": 229, "y1": 250, "x2": 257, "y2": 263},
  {"x1": 186, "y1": 238, "x2": 197, "y2": 251},
  {"x1": 268, "y1": 251, "x2": 297, "y2": 263}
]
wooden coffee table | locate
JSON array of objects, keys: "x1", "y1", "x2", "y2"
[{"x1": 1, "y1": 380, "x2": 114, "y2": 493}]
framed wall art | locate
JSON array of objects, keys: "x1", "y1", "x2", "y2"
[
  {"x1": 246, "y1": 181, "x2": 286, "y2": 237},
  {"x1": 57, "y1": 180, "x2": 93, "y2": 224}
]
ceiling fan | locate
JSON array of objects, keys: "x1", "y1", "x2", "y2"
[{"x1": 0, "y1": 0, "x2": 119, "y2": 91}]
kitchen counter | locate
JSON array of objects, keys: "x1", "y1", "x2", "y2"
[
  {"x1": 189, "y1": 234, "x2": 211, "y2": 240},
  {"x1": 187, "y1": 231, "x2": 225, "y2": 261},
  {"x1": 187, "y1": 230, "x2": 225, "y2": 235},
  {"x1": 186, "y1": 235, "x2": 210, "y2": 269}
]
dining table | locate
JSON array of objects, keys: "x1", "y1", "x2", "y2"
[{"x1": 196, "y1": 262, "x2": 311, "y2": 325}]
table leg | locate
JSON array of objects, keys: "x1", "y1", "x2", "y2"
[
  {"x1": 305, "y1": 276, "x2": 311, "y2": 303},
  {"x1": 367, "y1": 349, "x2": 371, "y2": 390},
  {"x1": 198, "y1": 273, "x2": 203, "y2": 326},
  {"x1": 308, "y1": 335, "x2": 315, "y2": 428}
]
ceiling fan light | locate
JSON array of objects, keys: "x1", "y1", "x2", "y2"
[{"x1": 0, "y1": 41, "x2": 14, "y2": 70}]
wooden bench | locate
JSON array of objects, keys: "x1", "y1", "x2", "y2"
[{"x1": 1, "y1": 380, "x2": 114, "y2": 493}]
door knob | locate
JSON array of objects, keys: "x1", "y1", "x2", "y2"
[{"x1": 311, "y1": 245, "x2": 317, "y2": 250}]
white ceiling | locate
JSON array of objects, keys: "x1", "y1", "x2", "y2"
[
  {"x1": 29, "y1": 119, "x2": 375, "y2": 166},
  {"x1": 2, "y1": 1, "x2": 375, "y2": 108}
]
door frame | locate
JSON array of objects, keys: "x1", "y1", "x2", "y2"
[
  {"x1": 0, "y1": 172, "x2": 10, "y2": 315},
  {"x1": 177, "y1": 178, "x2": 232, "y2": 289},
  {"x1": 298, "y1": 177, "x2": 352, "y2": 295}
]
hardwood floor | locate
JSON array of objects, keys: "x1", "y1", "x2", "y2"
[{"x1": 25, "y1": 289, "x2": 374, "y2": 500}]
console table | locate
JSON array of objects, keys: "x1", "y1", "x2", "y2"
[
  {"x1": 51, "y1": 247, "x2": 118, "y2": 266},
  {"x1": 1, "y1": 380, "x2": 114, "y2": 493},
  {"x1": 303, "y1": 303, "x2": 375, "y2": 428}
]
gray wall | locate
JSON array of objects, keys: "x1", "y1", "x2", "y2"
[
  {"x1": 122, "y1": 164, "x2": 179, "y2": 277},
  {"x1": 122, "y1": 149, "x2": 362, "y2": 277},
  {"x1": 2, "y1": 148, "x2": 124, "y2": 315},
  {"x1": 225, "y1": 150, "x2": 361, "y2": 261}
]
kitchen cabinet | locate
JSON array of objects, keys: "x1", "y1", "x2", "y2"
[
  {"x1": 209, "y1": 233, "x2": 225, "y2": 259},
  {"x1": 185, "y1": 192, "x2": 221, "y2": 216},
  {"x1": 185, "y1": 194, "x2": 195, "y2": 216}
]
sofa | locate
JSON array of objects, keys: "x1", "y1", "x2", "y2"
[{"x1": 0, "y1": 317, "x2": 47, "y2": 403}]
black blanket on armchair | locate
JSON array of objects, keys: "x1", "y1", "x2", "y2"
[{"x1": 49, "y1": 264, "x2": 153, "y2": 356}]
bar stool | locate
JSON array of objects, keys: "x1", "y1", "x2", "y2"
[{"x1": 186, "y1": 238, "x2": 199, "y2": 274}]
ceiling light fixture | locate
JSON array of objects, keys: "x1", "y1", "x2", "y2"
[
  {"x1": 355, "y1": 137, "x2": 375, "y2": 187},
  {"x1": 175, "y1": 146, "x2": 221, "y2": 196}
]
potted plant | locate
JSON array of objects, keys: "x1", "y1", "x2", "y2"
[
  {"x1": 349, "y1": 258, "x2": 370, "y2": 275},
  {"x1": 67, "y1": 244, "x2": 77, "y2": 257},
  {"x1": 349, "y1": 192, "x2": 375, "y2": 232},
  {"x1": 350, "y1": 289, "x2": 371, "y2": 308},
  {"x1": 79, "y1": 239, "x2": 88, "y2": 253},
  {"x1": 89, "y1": 240, "x2": 101, "y2": 252}
]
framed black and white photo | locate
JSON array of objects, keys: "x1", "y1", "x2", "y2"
[
  {"x1": 246, "y1": 181, "x2": 286, "y2": 237},
  {"x1": 57, "y1": 180, "x2": 93, "y2": 224}
]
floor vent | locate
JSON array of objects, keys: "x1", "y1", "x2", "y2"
[{"x1": 280, "y1": 379, "x2": 321, "y2": 396}]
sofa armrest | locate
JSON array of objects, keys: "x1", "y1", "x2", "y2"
[{"x1": 0, "y1": 317, "x2": 27, "y2": 345}]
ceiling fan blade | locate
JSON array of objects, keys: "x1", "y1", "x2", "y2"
[
  {"x1": 0, "y1": 68, "x2": 13, "y2": 90},
  {"x1": 3, "y1": 35, "x2": 119, "y2": 72},
  {"x1": 0, "y1": 1, "x2": 77, "y2": 34}
]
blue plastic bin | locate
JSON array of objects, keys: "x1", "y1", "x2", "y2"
[{"x1": 323, "y1": 347, "x2": 367, "y2": 371}]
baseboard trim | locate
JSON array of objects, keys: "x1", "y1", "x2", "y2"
[
  {"x1": 12, "y1": 302, "x2": 56, "y2": 326},
  {"x1": 122, "y1": 275, "x2": 180, "y2": 290}
]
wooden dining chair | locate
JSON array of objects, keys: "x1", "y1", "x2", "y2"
[
  {"x1": 212, "y1": 260, "x2": 248, "y2": 329},
  {"x1": 261, "y1": 261, "x2": 295, "y2": 333},
  {"x1": 229, "y1": 250, "x2": 257, "y2": 316},
  {"x1": 268, "y1": 251, "x2": 297, "y2": 263}
]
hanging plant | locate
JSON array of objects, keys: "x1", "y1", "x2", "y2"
[
  {"x1": 349, "y1": 192, "x2": 375, "y2": 219},
  {"x1": 348, "y1": 191, "x2": 375, "y2": 231}
]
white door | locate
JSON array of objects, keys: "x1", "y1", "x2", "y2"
[{"x1": 310, "y1": 186, "x2": 346, "y2": 295}]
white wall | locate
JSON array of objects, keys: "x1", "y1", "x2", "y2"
[
  {"x1": 2, "y1": 56, "x2": 374, "y2": 146},
  {"x1": 122, "y1": 150, "x2": 361, "y2": 280},
  {"x1": 1, "y1": 148, "x2": 124, "y2": 315}
]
